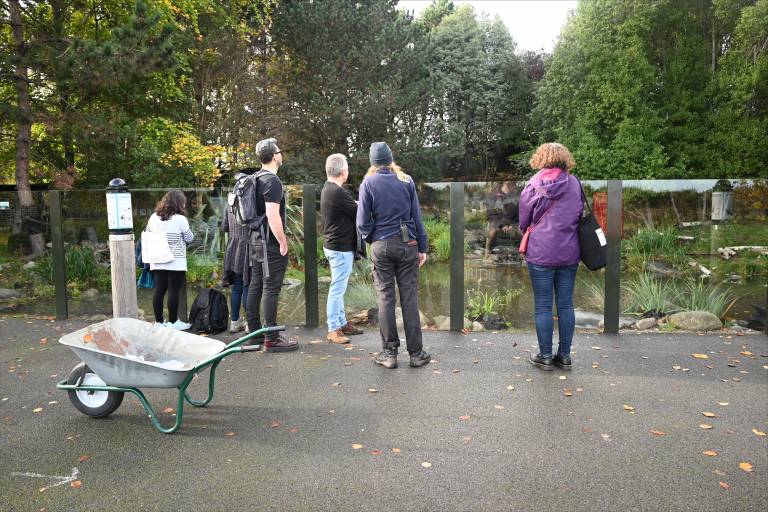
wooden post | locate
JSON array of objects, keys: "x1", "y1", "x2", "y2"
[
  {"x1": 49, "y1": 190, "x2": 68, "y2": 320},
  {"x1": 450, "y1": 183, "x2": 465, "y2": 331},
  {"x1": 303, "y1": 184, "x2": 319, "y2": 328},
  {"x1": 604, "y1": 180, "x2": 622, "y2": 334},
  {"x1": 106, "y1": 178, "x2": 138, "y2": 318}
]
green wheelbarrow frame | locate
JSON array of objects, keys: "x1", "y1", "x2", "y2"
[{"x1": 57, "y1": 325, "x2": 283, "y2": 434}]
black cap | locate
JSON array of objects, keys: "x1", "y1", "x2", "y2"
[{"x1": 369, "y1": 142, "x2": 393, "y2": 166}]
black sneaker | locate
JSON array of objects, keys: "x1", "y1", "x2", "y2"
[
  {"x1": 529, "y1": 353, "x2": 554, "y2": 370},
  {"x1": 553, "y1": 354, "x2": 572, "y2": 371},
  {"x1": 409, "y1": 350, "x2": 431, "y2": 368},
  {"x1": 374, "y1": 349, "x2": 398, "y2": 369}
]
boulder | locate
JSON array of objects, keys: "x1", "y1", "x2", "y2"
[
  {"x1": 597, "y1": 316, "x2": 637, "y2": 330},
  {"x1": 318, "y1": 276, "x2": 332, "y2": 284},
  {"x1": 645, "y1": 260, "x2": 680, "y2": 277},
  {"x1": 81, "y1": 288, "x2": 99, "y2": 299},
  {"x1": 22, "y1": 261, "x2": 36, "y2": 270},
  {"x1": 137, "y1": 308, "x2": 146, "y2": 321},
  {"x1": 482, "y1": 313, "x2": 506, "y2": 330},
  {"x1": 576, "y1": 310, "x2": 603, "y2": 328},
  {"x1": 472, "y1": 321, "x2": 484, "y2": 332},
  {"x1": 419, "y1": 310, "x2": 430, "y2": 326},
  {"x1": 634, "y1": 317, "x2": 658, "y2": 330},
  {"x1": 668, "y1": 311, "x2": 722, "y2": 331},
  {"x1": 434, "y1": 315, "x2": 450, "y2": 331},
  {"x1": 0, "y1": 288, "x2": 21, "y2": 301},
  {"x1": 283, "y1": 278, "x2": 302, "y2": 290}
]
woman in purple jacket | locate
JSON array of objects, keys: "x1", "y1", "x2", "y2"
[{"x1": 518, "y1": 143, "x2": 583, "y2": 371}]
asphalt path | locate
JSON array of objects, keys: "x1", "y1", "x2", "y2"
[{"x1": 1, "y1": 318, "x2": 766, "y2": 512}]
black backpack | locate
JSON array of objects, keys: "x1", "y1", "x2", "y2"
[
  {"x1": 189, "y1": 288, "x2": 229, "y2": 334},
  {"x1": 228, "y1": 170, "x2": 270, "y2": 230}
]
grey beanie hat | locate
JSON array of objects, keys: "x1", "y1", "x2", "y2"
[
  {"x1": 369, "y1": 142, "x2": 394, "y2": 166},
  {"x1": 256, "y1": 137, "x2": 278, "y2": 160}
]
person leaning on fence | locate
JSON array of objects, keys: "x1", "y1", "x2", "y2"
[
  {"x1": 321, "y1": 153, "x2": 364, "y2": 344},
  {"x1": 518, "y1": 142, "x2": 583, "y2": 371},
  {"x1": 221, "y1": 167, "x2": 258, "y2": 334},
  {"x1": 356, "y1": 142, "x2": 431, "y2": 369},
  {"x1": 245, "y1": 138, "x2": 299, "y2": 352},
  {"x1": 146, "y1": 190, "x2": 194, "y2": 330}
]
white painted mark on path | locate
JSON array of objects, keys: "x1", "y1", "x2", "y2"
[{"x1": 10, "y1": 467, "x2": 79, "y2": 492}]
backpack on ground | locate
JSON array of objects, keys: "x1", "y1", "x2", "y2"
[
  {"x1": 189, "y1": 288, "x2": 229, "y2": 334},
  {"x1": 228, "y1": 170, "x2": 270, "y2": 230}
]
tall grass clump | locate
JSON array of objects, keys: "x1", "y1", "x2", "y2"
[
  {"x1": 345, "y1": 259, "x2": 378, "y2": 310},
  {"x1": 624, "y1": 226, "x2": 687, "y2": 267},
  {"x1": 423, "y1": 217, "x2": 468, "y2": 262},
  {"x1": 673, "y1": 279, "x2": 737, "y2": 319},
  {"x1": 30, "y1": 245, "x2": 108, "y2": 288},
  {"x1": 622, "y1": 273, "x2": 677, "y2": 315}
]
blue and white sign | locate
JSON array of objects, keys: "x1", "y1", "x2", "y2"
[{"x1": 106, "y1": 192, "x2": 133, "y2": 230}]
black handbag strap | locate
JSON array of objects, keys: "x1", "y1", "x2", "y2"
[{"x1": 575, "y1": 176, "x2": 592, "y2": 217}]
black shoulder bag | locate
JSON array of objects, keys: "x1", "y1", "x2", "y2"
[{"x1": 576, "y1": 179, "x2": 607, "y2": 271}]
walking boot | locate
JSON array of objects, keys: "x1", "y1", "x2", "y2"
[
  {"x1": 409, "y1": 350, "x2": 432, "y2": 368},
  {"x1": 326, "y1": 329, "x2": 350, "y2": 344},
  {"x1": 529, "y1": 353, "x2": 554, "y2": 370},
  {"x1": 373, "y1": 349, "x2": 398, "y2": 369}
]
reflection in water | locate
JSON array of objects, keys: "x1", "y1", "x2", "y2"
[{"x1": 484, "y1": 181, "x2": 521, "y2": 259}]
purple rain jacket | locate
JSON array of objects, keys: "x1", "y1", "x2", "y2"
[{"x1": 518, "y1": 168, "x2": 583, "y2": 267}]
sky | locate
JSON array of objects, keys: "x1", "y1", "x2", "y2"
[{"x1": 397, "y1": 0, "x2": 578, "y2": 53}]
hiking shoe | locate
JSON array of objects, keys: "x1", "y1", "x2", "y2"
[
  {"x1": 341, "y1": 323, "x2": 363, "y2": 335},
  {"x1": 327, "y1": 329, "x2": 350, "y2": 344},
  {"x1": 170, "y1": 320, "x2": 192, "y2": 331},
  {"x1": 374, "y1": 349, "x2": 398, "y2": 369},
  {"x1": 264, "y1": 336, "x2": 299, "y2": 352},
  {"x1": 553, "y1": 354, "x2": 572, "y2": 371},
  {"x1": 529, "y1": 353, "x2": 554, "y2": 370},
  {"x1": 409, "y1": 350, "x2": 432, "y2": 368},
  {"x1": 229, "y1": 318, "x2": 246, "y2": 333}
]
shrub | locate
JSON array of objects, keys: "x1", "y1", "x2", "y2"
[
  {"x1": 29, "y1": 245, "x2": 109, "y2": 289},
  {"x1": 187, "y1": 254, "x2": 219, "y2": 286},
  {"x1": 622, "y1": 273, "x2": 677, "y2": 316},
  {"x1": 624, "y1": 226, "x2": 687, "y2": 267},
  {"x1": 673, "y1": 279, "x2": 737, "y2": 319}
]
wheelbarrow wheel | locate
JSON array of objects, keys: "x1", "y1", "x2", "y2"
[{"x1": 66, "y1": 363, "x2": 124, "y2": 418}]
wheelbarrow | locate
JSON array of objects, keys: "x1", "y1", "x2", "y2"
[{"x1": 56, "y1": 318, "x2": 284, "y2": 434}]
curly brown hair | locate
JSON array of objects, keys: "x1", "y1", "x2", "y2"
[
  {"x1": 529, "y1": 142, "x2": 576, "y2": 171},
  {"x1": 155, "y1": 190, "x2": 187, "y2": 221}
]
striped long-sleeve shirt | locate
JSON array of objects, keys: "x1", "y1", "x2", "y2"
[{"x1": 147, "y1": 213, "x2": 194, "y2": 272}]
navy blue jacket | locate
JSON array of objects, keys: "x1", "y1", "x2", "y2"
[{"x1": 356, "y1": 168, "x2": 428, "y2": 253}]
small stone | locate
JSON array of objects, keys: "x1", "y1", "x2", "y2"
[{"x1": 635, "y1": 317, "x2": 658, "y2": 330}]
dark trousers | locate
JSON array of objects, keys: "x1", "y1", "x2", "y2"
[
  {"x1": 246, "y1": 242, "x2": 288, "y2": 340},
  {"x1": 371, "y1": 238, "x2": 423, "y2": 354},
  {"x1": 152, "y1": 270, "x2": 185, "y2": 323}
]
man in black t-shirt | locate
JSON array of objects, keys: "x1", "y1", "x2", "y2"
[
  {"x1": 320, "y1": 154, "x2": 364, "y2": 344},
  {"x1": 245, "y1": 137, "x2": 299, "y2": 352}
]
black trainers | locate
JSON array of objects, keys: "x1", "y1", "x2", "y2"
[
  {"x1": 529, "y1": 353, "x2": 554, "y2": 370},
  {"x1": 374, "y1": 349, "x2": 398, "y2": 369},
  {"x1": 553, "y1": 354, "x2": 572, "y2": 370},
  {"x1": 409, "y1": 350, "x2": 431, "y2": 368}
]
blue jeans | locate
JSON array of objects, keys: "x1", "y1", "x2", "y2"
[
  {"x1": 324, "y1": 248, "x2": 354, "y2": 331},
  {"x1": 230, "y1": 272, "x2": 248, "y2": 321},
  {"x1": 527, "y1": 263, "x2": 578, "y2": 357}
]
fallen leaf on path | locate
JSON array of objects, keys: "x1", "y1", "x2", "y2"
[
  {"x1": 459, "y1": 415, "x2": 471, "y2": 421},
  {"x1": 369, "y1": 449, "x2": 383, "y2": 456},
  {"x1": 39, "y1": 338, "x2": 47, "y2": 344},
  {"x1": 289, "y1": 427, "x2": 299, "y2": 433},
  {"x1": 739, "y1": 462, "x2": 754, "y2": 472},
  {"x1": 752, "y1": 428, "x2": 766, "y2": 437},
  {"x1": 702, "y1": 412, "x2": 718, "y2": 418},
  {"x1": 740, "y1": 351, "x2": 753, "y2": 356},
  {"x1": 367, "y1": 388, "x2": 378, "y2": 393},
  {"x1": 717, "y1": 402, "x2": 729, "y2": 406},
  {"x1": 270, "y1": 420, "x2": 280, "y2": 428},
  {"x1": 672, "y1": 365, "x2": 682, "y2": 370},
  {"x1": 2, "y1": 416, "x2": 11, "y2": 423},
  {"x1": 351, "y1": 444, "x2": 364, "y2": 450},
  {"x1": 452, "y1": 369, "x2": 460, "y2": 373},
  {"x1": 563, "y1": 389, "x2": 573, "y2": 397},
  {"x1": 163, "y1": 407, "x2": 174, "y2": 414},
  {"x1": 592, "y1": 346, "x2": 601, "y2": 350},
  {"x1": 463, "y1": 436, "x2": 472, "y2": 444},
  {"x1": 47, "y1": 401, "x2": 57, "y2": 405},
  {"x1": 623, "y1": 404, "x2": 635, "y2": 412},
  {"x1": 391, "y1": 448, "x2": 401, "y2": 453},
  {"x1": 719, "y1": 482, "x2": 730, "y2": 490},
  {"x1": 558, "y1": 376, "x2": 566, "y2": 380},
  {"x1": 693, "y1": 353, "x2": 709, "y2": 359},
  {"x1": 601, "y1": 433, "x2": 611, "y2": 441},
  {"x1": 506, "y1": 385, "x2": 515, "y2": 390},
  {"x1": 649, "y1": 430, "x2": 666, "y2": 436},
  {"x1": 331, "y1": 382, "x2": 341, "y2": 387},
  {"x1": 700, "y1": 424, "x2": 714, "y2": 429},
  {"x1": 78, "y1": 455, "x2": 90, "y2": 462},
  {"x1": 225, "y1": 432, "x2": 235, "y2": 436},
  {"x1": 32, "y1": 407, "x2": 42, "y2": 413},
  {"x1": 70, "y1": 481, "x2": 82, "y2": 489},
  {"x1": 703, "y1": 450, "x2": 718, "y2": 457},
  {"x1": 494, "y1": 405, "x2": 504, "y2": 410},
  {"x1": 421, "y1": 462, "x2": 432, "y2": 468}
]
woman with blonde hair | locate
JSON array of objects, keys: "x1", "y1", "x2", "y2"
[
  {"x1": 357, "y1": 142, "x2": 431, "y2": 369},
  {"x1": 518, "y1": 142, "x2": 582, "y2": 371}
]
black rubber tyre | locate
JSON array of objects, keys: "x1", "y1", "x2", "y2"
[{"x1": 66, "y1": 363, "x2": 124, "y2": 418}]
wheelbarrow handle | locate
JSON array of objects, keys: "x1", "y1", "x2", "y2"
[{"x1": 240, "y1": 344, "x2": 262, "y2": 352}]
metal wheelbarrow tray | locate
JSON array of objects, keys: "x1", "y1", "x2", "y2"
[{"x1": 56, "y1": 318, "x2": 283, "y2": 434}]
